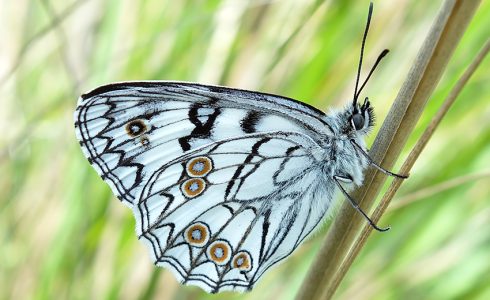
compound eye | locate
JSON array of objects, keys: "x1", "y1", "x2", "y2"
[{"x1": 352, "y1": 113, "x2": 365, "y2": 130}]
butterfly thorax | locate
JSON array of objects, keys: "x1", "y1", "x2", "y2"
[{"x1": 318, "y1": 104, "x2": 375, "y2": 186}]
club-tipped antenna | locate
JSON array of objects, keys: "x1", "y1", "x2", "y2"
[
  {"x1": 352, "y1": 2, "x2": 390, "y2": 111},
  {"x1": 355, "y1": 49, "x2": 389, "y2": 100},
  {"x1": 353, "y1": 2, "x2": 374, "y2": 109}
]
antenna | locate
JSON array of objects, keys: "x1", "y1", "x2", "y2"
[
  {"x1": 355, "y1": 49, "x2": 389, "y2": 100},
  {"x1": 352, "y1": 2, "x2": 389, "y2": 109}
]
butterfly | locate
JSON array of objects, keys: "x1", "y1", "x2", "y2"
[{"x1": 74, "y1": 3, "x2": 406, "y2": 294}]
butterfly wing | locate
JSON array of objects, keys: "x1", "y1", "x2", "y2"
[
  {"x1": 134, "y1": 132, "x2": 336, "y2": 293},
  {"x1": 74, "y1": 81, "x2": 333, "y2": 206}
]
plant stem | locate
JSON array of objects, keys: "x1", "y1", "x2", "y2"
[
  {"x1": 391, "y1": 170, "x2": 490, "y2": 211},
  {"x1": 325, "y1": 37, "x2": 490, "y2": 300},
  {"x1": 295, "y1": 1, "x2": 482, "y2": 299}
]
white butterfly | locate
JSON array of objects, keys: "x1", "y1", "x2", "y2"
[{"x1": 74, "y1": 3, "x2": 405, "y2": 293}]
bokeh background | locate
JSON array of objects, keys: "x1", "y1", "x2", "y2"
[{"x1": 1, "y1": 0, "x2": 489, "y2": 299}]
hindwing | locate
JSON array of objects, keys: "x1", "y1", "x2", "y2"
[{"x1": 134, "y1": 133, "x2": 334, "y2": 292}]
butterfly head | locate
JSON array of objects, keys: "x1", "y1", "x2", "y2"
[
  {"x1": 335, "y1": 97, "x2": 374, "y2": 138},
  {"x1": 351, "y1": 97, "x2": 374, "y2": 133}
]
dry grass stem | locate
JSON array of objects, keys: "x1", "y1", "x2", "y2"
[
  {"x1": 295, "y1": 1, "x2": 482, "y2": 299},
  {"x1": 390, "y1": 170, "x2": 490, "y2": 211},
  {"x1": 324, "y1": 36, "x2": 490, "y2": 300}
]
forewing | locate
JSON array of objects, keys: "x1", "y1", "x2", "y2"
[
  {"x1": 74, "y1": 81, "x2": 332, "y2": 206},
  {"x1": 135, "y1": 133, "x2": 335, "y2": 293}
]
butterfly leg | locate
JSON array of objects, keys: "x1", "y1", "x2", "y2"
[
  {"x1": 333, "y1": 175, "x2": 390, "y2": 232},
  {"x1": 350, "y1": 139, "x2": 408, "y2": 179}
]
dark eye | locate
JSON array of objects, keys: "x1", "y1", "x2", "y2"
[{"x1": 351, "y1": 113, "x2": 365, "y2": 130}]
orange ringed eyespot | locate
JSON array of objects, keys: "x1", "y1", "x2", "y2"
[
  {"x1": 184, "y1": 222, "x2": 209, "y2": 247},
  {"x1": 186, "y1": 156, "x2": 213, "y2": 177},
  {"x1": 181, "y1": 178, "x2": 206, "y2": 198},
  {"x1": 207, "y1": 240, "x2": 232, "y2": 265},
  {"x1": 232, "y1": 251, "x2": 252, "y2": 271}
]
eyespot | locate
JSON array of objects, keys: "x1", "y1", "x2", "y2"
[
  {"x1": 184, "y1": 222, "x2": 210, "y2": 247},
  {"x1": 232, "y1": 251, "x2": 252, "y2": 272},
  {"x1": 140, "y1": 136, "x2": 150, "y2": 146},
  {"x1": 180, "y1": 178, "x2": 206, "y2": 198},
  {"x1": 351, "y1": 113, "x2": 365, "y2": 130},
  {"x1": 186, "y1": 156, "x2": 213, "y2": 177},
  {"x1": 125, "y1": 119, "x2": 147, "y2": 137},
  {"x1": 206, "y1": 240, "x2": 232, "y2": 265}
]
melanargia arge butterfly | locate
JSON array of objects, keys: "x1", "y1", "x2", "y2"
[{"x1": 74, "y1": 2, "x2": 407, "y2": 293}]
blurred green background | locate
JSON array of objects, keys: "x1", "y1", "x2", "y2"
[{"x1": 1, "y1": 0, "x2": 489, "y2": 299}]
